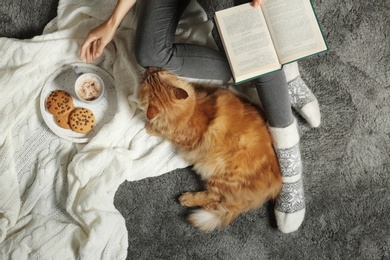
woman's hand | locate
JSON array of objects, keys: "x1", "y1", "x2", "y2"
[
  {"x1": 79, "y1": 0, "x2": 137, "y2": 64},
  {"x1": 251, "y1": 0, "x2": 263, "y2": 8},
  {"x1": 79, "y1": 20, "x2": 117, "y2": 64}
]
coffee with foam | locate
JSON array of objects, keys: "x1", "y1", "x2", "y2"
[{"x1": 75, "y1": 73, "x2": 104, "y2": 103}]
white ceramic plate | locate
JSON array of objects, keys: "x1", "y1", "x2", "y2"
[{"x1": 40, "y1": 63, "x2": 117, "y2": 143}]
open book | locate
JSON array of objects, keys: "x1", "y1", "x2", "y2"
[{"x1": 214, "y1": 0, "x2": 328, "y2": 84}]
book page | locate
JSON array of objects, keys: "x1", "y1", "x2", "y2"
[
  {"x1": 215, "y1": 3, "x2": 280, "y2": 83},
  {"x1": 261, "y1": 0, "x2": 328, "y2": 63}
]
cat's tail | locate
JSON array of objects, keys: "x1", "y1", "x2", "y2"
[
  {"x1": 187, "y1": 205, "x2": 239, "y2": 232},
  {"x1": 187, "y1": 186, "x2": 280, "y2": 232}
]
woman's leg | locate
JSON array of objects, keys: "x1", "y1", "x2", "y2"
[
  {"x1": 134, "y1": 0, "x2": 231, "y2": 81},
  {"x1": 254, "y1": 71, "x2": 294, "y2": 128},
  {"x1": 254, "y1": 71, "x2": 306, "y2": 233},
  {"x1": 135, "y1": 0, "x2": 307, "y2": 232}
]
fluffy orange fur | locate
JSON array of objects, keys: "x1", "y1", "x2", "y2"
[{"x1": 139, "y1": 67, "x2": 282, "y2": 232}]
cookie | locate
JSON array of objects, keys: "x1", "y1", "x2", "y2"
[
  {"x1": 55, "y1": 113, "x2": 71, "y2": 129},
  {"x1": 46, "y1": 90, "x2": 74, "y2": 116},
  {"x1": 69, "y1": 107, "x2": 95, "y2": 134}
]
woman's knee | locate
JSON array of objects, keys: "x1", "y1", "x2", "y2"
[{"x1": 134, "y1": 45, "x2": 171, "y2": 68}]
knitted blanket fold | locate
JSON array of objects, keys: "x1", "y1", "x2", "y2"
[{"x1": 0, "y1": 0, "x2": 213, "y2": 258}]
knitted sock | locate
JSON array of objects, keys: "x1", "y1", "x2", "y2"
[
  {"x1": 283, "y1": 62, "x2": 321, "y2": 128},
  {"x1": 269, "y1": 119, "x2": 305, "y2": 233}
]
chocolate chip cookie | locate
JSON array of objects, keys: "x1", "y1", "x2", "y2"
[
  {"x1": 46, "y1": 90, "x2": 74, "y2": 116},
  {"x1": 55, "y1": 113, "x2": 71, "y2": 129},
  {"x1": 69, "y1": 107, "x2": 95, "y2": 134}
]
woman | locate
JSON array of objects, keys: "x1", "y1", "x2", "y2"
[{"x1": 80, "y1": 0, "x2": 319, "y2": 233}]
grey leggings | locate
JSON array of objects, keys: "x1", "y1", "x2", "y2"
[{"x1": 134, "y1": 0, "x2": 293, "y2": 128}]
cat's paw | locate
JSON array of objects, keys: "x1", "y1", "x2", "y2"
[
  {"x1": 179, "y1": 192, "x2": 197, "y2": 207},
  {"x1": 204, "y1": 202, "x2": 218, "y2": 210}
]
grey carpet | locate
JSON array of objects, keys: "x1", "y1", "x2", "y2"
[{"x1": 1, "y1": 0, "x2": 389, "y2": 259}]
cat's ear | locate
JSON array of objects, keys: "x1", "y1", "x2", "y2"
[
  {"x1": 173, "y1": 87, "x2": 188, "y2": 100},
  {"x1": 146, "y1": 105, "x2": 159, "y2": 120}
]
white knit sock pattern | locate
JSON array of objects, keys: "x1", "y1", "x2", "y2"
[
  {"x1": 269, "y1": 119, "x2": 305, "y2": 233},
  {"x1": 288, "y1": 76, "x2": 316, "y2": 109},
  {"x1": 283, "y1": 62, "x2": 321, "y2": 128},
  {"x1": 274, "y1": 144, "x2": 305, "y2": 213},
  {"x1": 287, "y1": 76, "x2": 321, "y2": 128}
]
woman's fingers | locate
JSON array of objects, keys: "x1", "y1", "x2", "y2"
[
  {"x1": 80, "y1": 43, "x2": 91, "y2": 62},
  {"x1": 80, "y1": 34, "x2": 99, "y2": 63},
  {"x1": 86, "y1": 43, "x2": 93, "y2": 64},
  {"x1": 80, "y1": 22, "x2": 113, "y2": 63},
  {"x1": 92, "y1": 40, "x2": 98, "y2": 61},
  {"x1": 252, "y1": 0, "x2": 262, "y2": 8},
  {"x1": 96, "y1": 39, "x2": 103, "y2": 58},
  {"x1": 80, "y1": 36, "x2": 92, "y2": 61}
]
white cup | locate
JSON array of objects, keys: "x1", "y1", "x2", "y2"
[{"x1": 74, "y1": 73, "x2": 105, "y2": 104}]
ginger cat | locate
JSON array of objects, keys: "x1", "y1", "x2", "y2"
[{"x1": 139, "y1": 67, "x2": 282, "y2": 232}]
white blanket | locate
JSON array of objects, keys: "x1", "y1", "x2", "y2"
[{"x1": 0, "y1": 0, "x2": 216, "y2": 258}]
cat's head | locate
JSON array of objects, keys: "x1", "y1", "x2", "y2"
[{"x1": 139, "y1": 67, "x2": 195, "y2": 122}]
